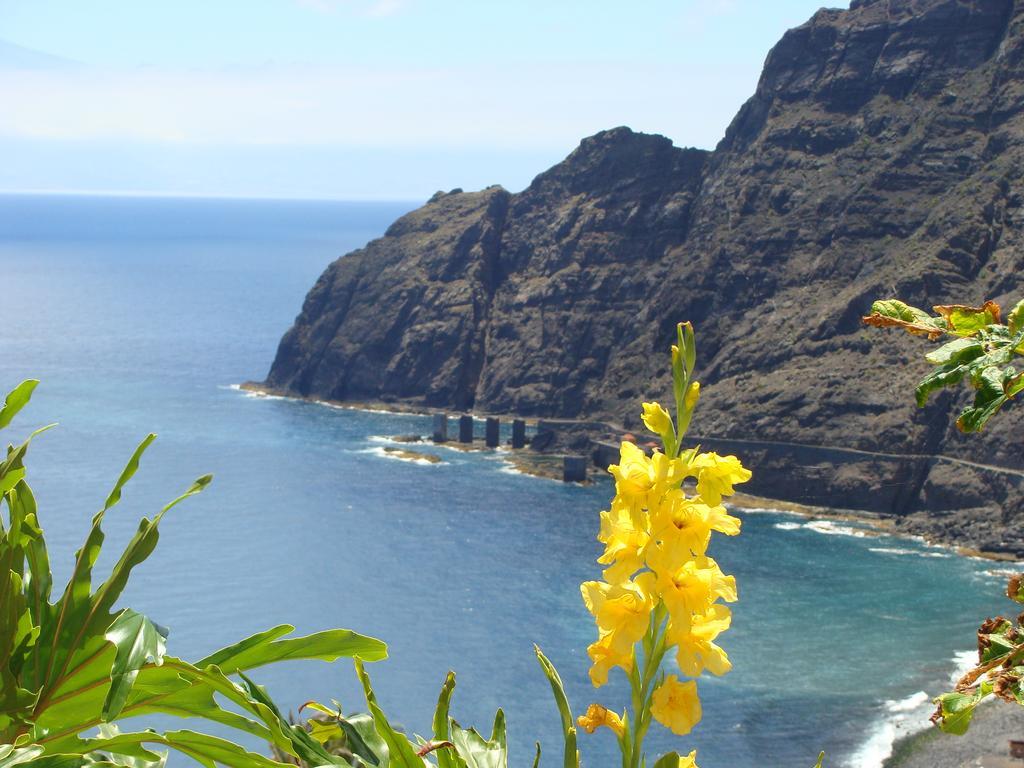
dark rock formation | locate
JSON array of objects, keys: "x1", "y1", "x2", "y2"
[{"x1": 264, "y1": 0, "x2": 1024, "y2": 553}]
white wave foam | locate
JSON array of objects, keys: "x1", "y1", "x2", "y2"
[
  {"x1": 950, "y1": 649, "x2": 978, "y2": 685},
  {"x1": 804, "y1": 520, "x2": 867, "y2": 538},
  {"x1": 359, "y1": 446, "x2": 445, "y2": 466},
  {"x1": 773, "y1": 522, "x2": 802, "y2": 531},
  {"x1": 846, "y1": 691, "x2": 932, "y2": 768},
  {"x1": 868, "y1": 546, "x2": 950, "y2": 559}
]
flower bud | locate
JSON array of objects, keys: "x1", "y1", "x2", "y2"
[
  {"x1": 641, "y1": 402, "x2": 673, "y2": 438},
  {"x1": 684, "y1": 381, "x2": 701, "y2": 413}
]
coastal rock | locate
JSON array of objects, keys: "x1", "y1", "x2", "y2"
[{"x1": 263, "y1": 0, "x2": 1024, "y2": 552}]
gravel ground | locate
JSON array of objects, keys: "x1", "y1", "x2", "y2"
[{"x1": 885, "y1": 703, "x2": 1024, "y2": 768}]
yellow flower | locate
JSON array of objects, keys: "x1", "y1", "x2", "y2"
[
  {"x1": 641, "y1": 401, "x2": 673, "y2": 439},
  {"x1": 586, "y1": 633, "x2": 632, "y2": 687},
  {"x1": 609, "y1": 441, "x2": 657, "y2": 499},
  {"x1": 651, "y1": 676, "x2": 702, "y2": 735},
  {"x1": 690, "y1": 452, "x2": 751, "y2": 505},
  {"x1": 577, "y1": 703, "x2": 625, "y2": 737},
  {"x1": 668, "y1": 604, "x2": 732, "y2": 677},
  {"x1": 580, "y1": 573, "x2": 656, "y2": 654},
  {"x1": 683, "y1": 381, "x2": 700, "y2": 413},
  {"x1": 667, "y1": 752, "x2": 700, "y2": 768},
  {"x1": 649, "y1": 492, "x2": 713, "y2": 558},
  {"x1": 598, "y1": 499, "x2": 650, "y2": 584},
  {"x1": 646, "y1": 550, "x2": 737, "y2": 625},
  {"x1": 608, "y1": 443, "x2": 684, "y2": 509},
  {"x1": 705, "y1": 504, "x2": 742, "y2": 536}
]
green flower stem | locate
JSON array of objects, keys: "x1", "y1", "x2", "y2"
[{"x1": 627, "y1": 604, "x2": 669, "y2": 768}]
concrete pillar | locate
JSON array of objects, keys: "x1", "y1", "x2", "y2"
[
  {"x1": 563, "y1": 456, "x2": 587, "y2": 483},
  {"x1": 511, "y1": 419, "x2": 526, "y2": 449},
  {"x1": 458, "y1": 415, "x2": 474, "y2": 443},
  {"x1": 485, "y1": 417, "x2": 500, "y2": 448},
  {"x1": 432, "y1": 413, "x2": 448, "y2": 443}
]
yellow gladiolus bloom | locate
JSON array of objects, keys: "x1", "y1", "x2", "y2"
[
  {"x1": 580, "y1": 573, "x2": 656, "y2": 654},
  {"x1": 690, "y1": 452, "x2": 751, "y2": 505},
  {"x1": 677, "y1": 751, "x2": 700, "y2": 768},
  {"x1": 649, "y1": 492, "x2": 714, "y2": 558},
  {"x1": 669, "y1": 604, "x2": 733, "y2": 677},
  {"x1": 586, "y1": 633, "x2": 632, "y2": 687},
  {"x1": 705, "y1": 503, "x2": 742, "y2": 536},
  {"x1": 646, "y1": 549, "x2": 737, "y2": 624},
  {"x1": 598, "y1": 500, "x2": 650, "y2": 584},
  {"x1": 641, "y1": 401, "x2": 673, "y2": 438},
  {"x1": 651, "y1": 676, "x2": 702, "y2": 736},
  {"x1": 608, "y1": 442, "x2": 685, "y2": 508},
  {"x1": 609, "y1": 441, "x2": 657, "y2": 499},
  {"x1": 577, "y1": 703, "x2": 625, "y2": 737}
]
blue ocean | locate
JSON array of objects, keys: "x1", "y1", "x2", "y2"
[{"x1": 0, "y1": 193, "x2": 1012, "y2": 767}]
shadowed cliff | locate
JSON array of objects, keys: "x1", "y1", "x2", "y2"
[{"x1": 264, "y1": 0, "x2": 1024, "y2": 553}]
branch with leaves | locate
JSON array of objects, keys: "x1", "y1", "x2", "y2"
[{"x1": 863, "y1": 298, "x2": 1024, "y2": 431}]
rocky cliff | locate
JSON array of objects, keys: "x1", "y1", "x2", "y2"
[{"x1": 263, "y1": 0, "x2": 1024, "y2": 553}]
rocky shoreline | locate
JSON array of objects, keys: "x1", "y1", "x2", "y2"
[
  {"x1": 884, "y1": 702, "x2": 1024, "y2": 768},
  {"x1": 238, "y1": 382, "x2": 1022, "y2": 561}
]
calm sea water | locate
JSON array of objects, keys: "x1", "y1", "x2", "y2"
[{"x1": 0, "y1": 193, "x2": 1013, "y2": 767}]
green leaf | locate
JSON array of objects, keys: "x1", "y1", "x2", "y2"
[
  {"x1": 652, "y1": 754, "x2": 682, "y2": 768},
  {"x1": 102, "y1": 609, "x2": 168, "y2": 721},
  {"x1": 102, "y1": 435, "x2": 157, "y2": 512},
  {"x1": 915, "y1": 362, "x2": 969, "y2": 407},
  {"x1": 934, "y1": 302, "x2": 1001, "y2": 336},
  {"x1": 531, "y1": 744, "x2": 540, "y2": 768},
  {"x1": 0, "y1": 745, "x2": 44, "y2": 768},
  {"x1": 863, "y1": 300, "x2": 945, "y2": 338},
  {"x1": 924, "y1": 337, "x2": 984, "y2": 366},
  {"x1": 449, "y1": 721, "x2": 506, "y2": 768},
  {"x1": 956, "y1": 366, "x2": 1012, "y2": 432},
  {"x1": 934, "y1": 690, "x2": 986, "y2": 735},
  {"x1": 197, "y1": 625, "x2": 387, "y2": 673},
  {"x1": 432, "y1": 672, "x2": 462, "y2": 768},
  {"x1": 354, "y1": 659, "x2": 425, "y2": 768},
  {"x1": 534, "y1": 646, "x2": 578, "y2": 768},
  {"x1": 1008, "y1": 299, "x2": 1024, "y2": 337},
  {"x1": 0, "y1": 381, "x2": 39, "y2": 431},
  {"x1": 336, "y1": 715, "x2": 381, "y2": 767}
]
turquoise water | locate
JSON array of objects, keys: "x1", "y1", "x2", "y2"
[{"x1": 0, "y1": 193, "x2": 1014, "y2": 767}]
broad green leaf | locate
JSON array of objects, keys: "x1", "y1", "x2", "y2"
[
  {"x1": 924, "y1": 337, "x2": 984, "y2": 366},
  {"x1": 934, "y1": 301, "x2": 1001, "y2": 336},
  {"x1": 0, "y1": 744, "x2": 43, "y2": 768},
  {"x1": 449, "y1": 722, "x2": 505, "y2": 768},
  {"x1": 0, "y1": 469, "x2": 25, "y2": 498},
  {"x1": 956, "y1": 366, "x2": 1011, "y2": 432},
  {"x1": 915, "y1": 362, "x2": 968, "y2": 407},
  {"x1": 934, "y1": 691, "x2": 985, "y2": 735},
  {"x1": 1009, "y1": 299, "x2": 1024, "y2": 336},
  {"x1": 863, "y1": 300, "x2": 945, "y2": 339},
  {"x1": 0, "y1": 381, "x2": 39, "y2": 431},
  {"x1": 489, "y1": 710, "x2": 505, "y2": 752},
  {"x1": 355, "y1": 659, "x2": 424, "y2": 768},
  {"x1": 342, "y1": 713, "x2": 388, "y2": 768},
  {"x1": 336, "y1": 715, "x2": 381, "y2": 767},
  {"x1": 74, "y1": 729, "x2": 293, "y2": 768},
  {"x1": 102, "y1": 609, "x2": 167, "y2": 721},
  {"x1": 197, "y1": 625, "x2": 386, "y2": 673}
]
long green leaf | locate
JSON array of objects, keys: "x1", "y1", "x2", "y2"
[
  {"x1": 355, "y1": 659, "x2": 425, "y2": 768},
  {"x1": 534, "y1": 647, "x2": 578, "y2": 768},
  {"x1": 0, "y1": 381, "x2": 38, "y2": 431},
  {"x1": 432, "y1": 672, "x2": 462, "y2": 768},
  {"x1": 198, "y1": 626, "x2": 387, "y2": 673}
]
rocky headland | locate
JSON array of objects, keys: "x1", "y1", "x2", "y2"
[{"x1": 258, "y1": 0, "x2": 1024, "y2": 555}]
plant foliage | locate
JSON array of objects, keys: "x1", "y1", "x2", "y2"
[
  {"x1": 0, "y1": 379, "x2": 387, "y2": 767},
  {"x1": 863, "y1": 298, "x2": 1024, "y2": 431}
]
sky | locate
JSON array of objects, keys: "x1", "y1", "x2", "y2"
[{"x1": 0, "y1": 0, "x2": 846, "y2": 200}]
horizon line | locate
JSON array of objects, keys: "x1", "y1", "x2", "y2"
[{"x1": 0, "y1": 188, "x2": 426, "y2": 204}]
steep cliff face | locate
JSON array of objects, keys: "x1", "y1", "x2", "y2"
[{"x1": 264, "y1": 0, "x2": 1024, "y2": 551}]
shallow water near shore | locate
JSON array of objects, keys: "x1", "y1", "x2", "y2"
[{"x1": 0, "y1": 193, "x2": 1014, "y2": 767}]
